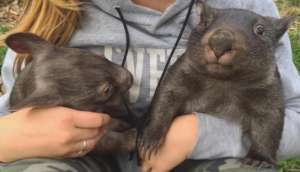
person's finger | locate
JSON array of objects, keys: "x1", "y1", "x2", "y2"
[
  {"x1": 71, "y1": 110, "x2": 111, "y2": 128},
  {"x1": 142, "y1": 164, "x2": 152, "y2": 172},
  {"x1": 68, "y1": 135, "x2": 102, "y2": 158},
  {"x1": 72, "y1": 127, "x2": 106, "y2": 142}
]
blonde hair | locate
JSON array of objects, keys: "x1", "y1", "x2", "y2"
[{"x1": 0, "y1": 0, "x2": 82, "y2": 73}]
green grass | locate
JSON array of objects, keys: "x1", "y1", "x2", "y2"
[
  {"x1": 290, "y1": 30, "x2": 300, "y2": 71},
  {"x1": 283, "y1": 0, "x2": 300, "y2": 7},
  {"x1": 279, "y1": 158, "x2": 300, "y2": 172},
  {"x1": 276, "y1": 0, "x2": 300, "y2": 11},
  {"x1": 0, "y1": 26, "x2": 9, "y2": 66}
]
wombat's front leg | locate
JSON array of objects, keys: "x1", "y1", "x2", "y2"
[
  {"x1": 244, "y1": 109, "x2": 284, "y2": 168},
  {"x1": 94, "y1": 128, "x2": 137, "y2": 154},
  {"x1": 137, "y1": 86, "x2": 186, "y2": 160},
  {"x1": 91, "y1": 118, "x2": 136, "y2": 154},
  {"x1": 105, "y1": 118, "x2": 132, "y2": 132}
]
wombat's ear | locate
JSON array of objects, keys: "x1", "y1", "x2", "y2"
[
  {"x1": 5, "y1": 32, "x2": 50, "y2": 54},
  {"x1": 272, "y1": 16, "x2": 297, "y2": 40},
  {"x1": 196, "y1": 0, "x2": 218, "y2": 28}
]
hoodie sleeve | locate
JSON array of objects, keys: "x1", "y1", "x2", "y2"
[
  {"x1": 0, "y1": 49, "x2": 16, "y2": 116},
  {"x1": 189, "y1": 0, "x2": 300, "y2": 160}
]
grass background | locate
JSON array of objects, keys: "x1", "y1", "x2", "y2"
[
  {"x1": 0, "y1": 0, "x2": 299, "y2": 171},
  {"x1": 0, "y1": 26, "x2": 8, "y2": 67}
]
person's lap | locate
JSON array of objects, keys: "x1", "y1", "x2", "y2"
[
  {"x1": 0, "y1": 155, "x2": 278, "y2": 172},
  {"x1": 0, "y1": 155, "x2": 120, "y2": 172},
  {"x1": 173, "y1": 158, "x2": 278, "y2": 172}
]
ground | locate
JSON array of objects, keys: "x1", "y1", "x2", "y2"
[{"x1": 0, "y1": 0, "x2": 299, "y2": 171}]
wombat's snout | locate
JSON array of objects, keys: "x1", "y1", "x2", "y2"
[
  {"x1": 119, "y1": 69, "x2": 133, "y2": 93},
  {"x1": 127, "y1": 72, "x2": 134, "y2": 89},
  {"x1": 209, "y1": 29, "x2": 234, "y2": 57},
  {"x1": 206, "y1": 29, "x2": 236, "y2": 66}
]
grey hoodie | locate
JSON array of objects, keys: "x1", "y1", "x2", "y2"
[{"x1": 0, "y1": 0, "x2": 300, "y2": 171}]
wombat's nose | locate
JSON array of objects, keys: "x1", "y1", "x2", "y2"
[
  {"x1": 119, "y1": 70, "x2": 133, "y2": 92},
  {"x1": 209, "y1": 29, "x2": 234, "y2": 58},
  {"x1": 128, "y1": 73, "x2": 133, "y2": 88}
]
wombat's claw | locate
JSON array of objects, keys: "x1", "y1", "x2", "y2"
[
  {"x1": 241, "y1": 158, "x2": 276, "y2": 169},
  {"x1": 137, "y1": 128, "x2": 166, "y2": 161},
  {"x1": 138, "y1": 137, "x2": 163, "y2": 160},
  {"x1": 258, "y1": 161, "x2": 276, "y2": 169}
]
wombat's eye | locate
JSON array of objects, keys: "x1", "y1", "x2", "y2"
[
  {"x1": 98, "y1": 82, "x2": 114, "y2": 100},
  {"x1": 254, "y1": 24, "x2": 265, "y2": 36},
  {"x1": 103, "y1": 83, "x2": 113, "y2": 95}
]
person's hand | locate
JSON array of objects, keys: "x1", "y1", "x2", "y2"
[
  {"x1": 0, "y1": 107, "x2": 111, "y2": 162},
  {"x1": 141, "y1": 113, "x2": 199, "y2": 172}
]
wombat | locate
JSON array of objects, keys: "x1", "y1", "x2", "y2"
[
  {"x1": 137, "y1": 2, "x2": 295, "y2": 167},
  {"x1": 5, "y1": 32, "x2": 137, "y2": 154}
]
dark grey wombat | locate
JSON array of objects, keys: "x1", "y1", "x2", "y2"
[
  {"x1": 5, "y1": 33, "x2": 136, "y2": 154},
  {"x1": 137, "y1": 2, "x2": 295, "y2": 167}
]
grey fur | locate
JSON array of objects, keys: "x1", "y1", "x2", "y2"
[
  {"x1": 5, "y1": 33, "x2": 136, "y2": 154},
  {"x1": 137, "y1": 2, "x2": 295, "y2": 167}
]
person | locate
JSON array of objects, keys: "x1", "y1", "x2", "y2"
[{"x1": 0, "y1": 0, "x2": 299, "y2": 172}]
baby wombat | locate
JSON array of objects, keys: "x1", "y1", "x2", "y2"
[
  {"x1": 5, "y1": 33, "x2": 137, "y2": 154},
  {"x1": 138, "y1": 2, "x2": 295, "y2": 167}
]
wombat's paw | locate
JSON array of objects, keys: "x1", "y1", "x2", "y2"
[
  {"x1": 241, "y1": 158, "x2": 276, "y2": 169},
  {"x1": 137, "y1": 124, "x2": 168, "y2": 160},
  {"x1": 93, "y1": 129, "x2": 137, "y2": 154},
  {"x1": 244, "y1": 150, "x2": 277, "y2": 168}
]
